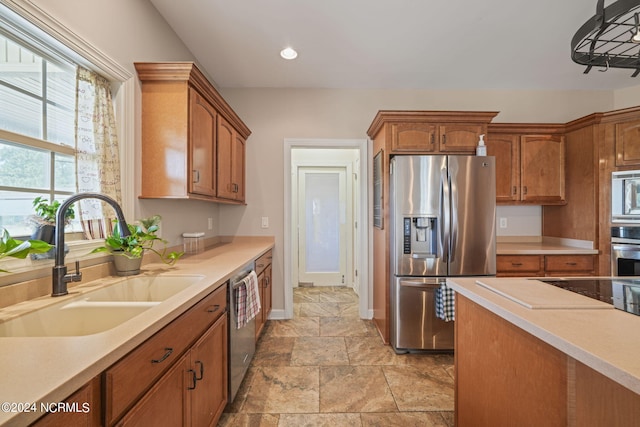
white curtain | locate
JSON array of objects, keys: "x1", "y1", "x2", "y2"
[{"x1": 75, "y1": 67, "x2": 122, "y2": 239}]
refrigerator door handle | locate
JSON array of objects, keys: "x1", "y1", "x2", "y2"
[
  {"x1": 450, "y1": 172, "x2": 458, "y2": 262},
  {"x1": 440, "y1": 168, "x2": 450, "y2": 263}
]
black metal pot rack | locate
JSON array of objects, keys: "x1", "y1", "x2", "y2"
[{"x1": 571, "y1": 0, "x2": 640, "y2": 76}]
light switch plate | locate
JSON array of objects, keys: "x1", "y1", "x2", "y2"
[
  {"x1": 261, "y1": 217, "x2": 269, "y2": 228},
  {"x1": 499, "y1": 217, "x2": 508, "y2": 229}
]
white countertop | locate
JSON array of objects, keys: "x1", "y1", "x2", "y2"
[
  {"x1": 447, "y1": 277, "x2": 640, "y2": 396},
  {"x1": 0, "y1": 237, "x2": 274, "y2": 426}
]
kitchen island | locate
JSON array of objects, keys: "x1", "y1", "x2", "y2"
[{"x1": 447, "y1": 277, "x2": 640, "y2": 427}]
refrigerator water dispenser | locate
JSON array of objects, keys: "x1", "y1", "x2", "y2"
[{"x1": 403, "y1": 217, "x2": 437, "y2": 257}]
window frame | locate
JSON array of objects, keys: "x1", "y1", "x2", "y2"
[{"x1": 0, "y1": 0, "x2": 134, "y2": 278}]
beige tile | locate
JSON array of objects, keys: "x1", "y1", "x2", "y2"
[
  {"x1": 291, "y1": 337, "x2": 349, "y2": 366},
  {"x1": 320, "y1": 317, "x2": 376, "y2": 337},
  {"x1": 253, "y1": 336, "x2": 296, "y2": 367},
  {"x1": 320, "y1": 366, "x2": 397, "y2": 413},
  {"x1": 382, "y1": 365, "x2": 454, "y2": 411},
  {"x1": 242, "y1": 367, "x2": 319, "y2": 414},
  {"x1": 440, "y1": 411, "x2": 455, "y2": 427},
  {"x1": 299, "y1": 302, "x2": 341, "y2": 317},
  {"x1": 278, "y1": 413, "x2": 362, "y2": 427},
  {"x1": 337, "y1": 302, "x2": 360, "y2": 317},
  {"x1": 395, "y1": 353, "x2": 454, "y2": 368},
  {"x1": 360, "y1": 412, "x2": 448, "y2": 427},
  {"x1": 217, "y1": 413, "x2": 280, "y2": 426},
  {"x1": 226, "y1": 366, "x2": 258, "y2": 413},
  {"x1": 268, "y1": 317, "x2": 320, "y2": 337},
  {"x1": 318, "y1": 290, "x2": 358, "y2": 303},
  {"x1": 294, "y1": 289, "x2": 320, "y2": 303},
  {"x1": 345, "y1": 336, "x2": 400, "y2": 366}
]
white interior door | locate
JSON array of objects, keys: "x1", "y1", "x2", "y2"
[{"x1": 298, "y1": 167, "x2": 347, "y2": 286}]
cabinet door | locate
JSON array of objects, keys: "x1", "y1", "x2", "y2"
[
  {"x1": 255, "y1": 270, "x2": 266, "y2": 340},
  {"x1": 486, "y1": 134, "x2": 520, "y2": 202},
  {"x1": 32, "y1": 377, "x2": 101, "y2": 427},
  {"x1": 615, "y1": 120, "x2": 640, "y2": 166},
  {"x1": 190, "y1": 314, "x2": 228, "y2": 427},
  {"x1": 496, "y1": 255, "x2": 543, "y2": 277},
  {"x1": 216, "y1": 116, "x2": 245, "y2": 201},
  {"x1": 439, "y1": 123, "x2": 484, "y2": 152},
  {"x1": 520, "y1": 135, "x2": 565, "y2": 204},
  {"x1": 263, "y1": 264, "x2": 272, "y2": 321},
  {"x1": 390, "y1": 122, "x2": 436, "y2": 152},
  {"x1": 545, "y1": 255, "x2": 595, "y2": 276},
  {"x1": 189, "y1": 88, "x2": 217, "y2": 197},
  {"x1": 116, "y1": 355, "x2": 190, "y2": 427},
  {"x1": 232, "y1": 134, "x2": 246, "y2": 201}
]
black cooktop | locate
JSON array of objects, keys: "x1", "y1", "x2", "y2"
[{"x1": 539, "y1": 278, "x2": 640, "y2": 316}]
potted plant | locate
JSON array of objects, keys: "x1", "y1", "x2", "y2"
[
  {"x1": 30, "y1": 196, "x2": 75, "y2": 244},
  {"x1": 91, "y1": 215, "x2": 183, "y2": 276},
  {"x1": 0, "y1": 228, "x2": 53, "y2": 273}
]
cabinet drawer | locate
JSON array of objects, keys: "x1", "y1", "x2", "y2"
[
  {"x1": 255, "y1": 250, "x2": 273, "y2": 275},
  {"x1": 105, "y1": 283, "x2": 227, "y2": 425},
  {"x1": 497, "y1": 255, "x2": 542, "y2": 273},
  {"x1": 545, "y1": 255, "x2": 594, "y2": 273}
]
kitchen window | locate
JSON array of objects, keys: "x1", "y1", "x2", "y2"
[{"x1": 0, "y1": 7, "x2": 122, "y2": 240}]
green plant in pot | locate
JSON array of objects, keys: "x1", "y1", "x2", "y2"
[
  {"x1": 91, "y1": 215, "x2": 183, "y2": 276},
  {"x1": 0, "y1": 228, "x2": 53, "y2": 273},
  {"x1": 29, "y1": 197, "x2": 75, "y2": 260}
]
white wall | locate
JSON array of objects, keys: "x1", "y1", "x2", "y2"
[{"x1": 614, "y1": 83, "x2": 640, "y2": 109}]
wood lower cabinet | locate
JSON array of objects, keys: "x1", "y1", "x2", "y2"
[
  {"x1": 31, "y1": 377, "x2": 101, "y2": 427},
  {"x1": 497, "y1": 254, "x2": 596, "y2": 277},
  {"x1": 105, "y1": 284, "x2": 228, "y2": 426},
  {"x1": 135, "y1": 62, "x2": 250, "y2": 204},
  {"x1": 615, "y1": 119, "x2": 640, "y2": 166},
  {"x1": 115, "y1": 355, "x2": 190, "y2": 427},
  {"x1": 456, "y1": 295, "x2": 640, "y2": 427},
  {"x1": 487, "y1": 124, "x2": 566, "y2": 205},
  {"x1": 255, "y1": 250, "x2": 273, "y2": 340}
]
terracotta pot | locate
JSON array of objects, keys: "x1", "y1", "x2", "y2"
[{"x1": 112, "y1": 254, "x2": 143, "y2": 276}]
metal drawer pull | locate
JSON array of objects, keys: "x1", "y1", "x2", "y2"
[
  {"x1": 512, "y1": 262, "x2": 523, "y2": 266},
  {"x1": 195, "y1": 360, "x2": 204, "y2": 380},
  {"x1": 151, "y1": 347, "x2": 173, "y2": 364},
  {"x1": 187, "y1": 369, "x2": 197, "y2": 390},
  {"x1": 207, "y1": 304, "x2": 221, "y2": 313},
  {"x1": 566, "y1": 262, "x2": 578, "y2": 266},
  {"x1": 257, "y1": 263, "x2": 264, "y2": 268}
]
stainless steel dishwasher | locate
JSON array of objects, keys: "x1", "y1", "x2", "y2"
[{"x1": 228, "y1": 261, "x2": 256, "y2": 402}]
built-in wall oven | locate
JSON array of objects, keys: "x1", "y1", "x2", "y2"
[{"x1": 611, "y1": 226, "x2": 640, "y2": 276}]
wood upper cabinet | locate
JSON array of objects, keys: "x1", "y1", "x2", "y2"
[
  {"x1": 369, "y1": 111, "x2": 498, "y2": 155},
  {"x1": 391, "y1": 122, "x2": 436, "y2": 152},
  {"x1": 485, "y1": 133, "x2": 520, "y2": 202},
  {"x1": 189, "y1": 88, "x2": 217, "y2": 197},
  {"x1": 487, "y1": 124, "x2": 565, "y2": 205},
  {"x1": 135, "y1": 62, "x2": 250, "y2": 204},
  {"x1": 521, "y1": 135, "x2": 565, "y2": 204},
  {"x1": 615, "y1": 119, "x2": 640, "y2": 166},
  {"x1": 439, "y1": 123, "x2": 486, "y2": 152},
  {"x1": 216, "y1": 116, "x2": 245, "y2": 202}
]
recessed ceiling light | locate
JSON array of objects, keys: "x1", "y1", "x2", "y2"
[{"x1": 280, "y1": 47, "x2": 298, "y2": 60}]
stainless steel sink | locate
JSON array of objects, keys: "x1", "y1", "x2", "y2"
[{"x1": 0, "y1": 274, "x2": 205, "y2": 337}]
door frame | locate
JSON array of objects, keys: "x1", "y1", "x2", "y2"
[{"x1": 284, "y1": 139, "x2": 370, "y2": 319}]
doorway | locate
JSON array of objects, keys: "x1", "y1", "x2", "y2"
[
  {"x1": 297, "y1": 166, "x2": 350, "y2": 287},
  {"x1": 284, "y1": 139, "x2": 369, "y2": 320}
]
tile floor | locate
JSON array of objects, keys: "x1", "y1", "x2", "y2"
[{"x1": 218, "y1": 286, "x2": 455, "y2": 426}]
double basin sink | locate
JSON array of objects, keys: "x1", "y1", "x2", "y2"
[{"x1": 0, "y1": 274, "x2": 205, "y2": 337}]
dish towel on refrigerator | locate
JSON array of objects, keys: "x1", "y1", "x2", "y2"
[
  {"x1": 435, "y1": 282, "x2": 456, "y2": 322},
  {"x1": 236, "y1": 271, "x2": 261, "y2": 329}
]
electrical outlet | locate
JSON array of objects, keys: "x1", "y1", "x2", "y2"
[
  {"x1": 261, "y1": 217, "x2": 269, "y2": 229},
  {"x1": 208, "y1": 217, "x2": 214, "y2": 230},
  {"x1": 499, "y1": 217, "x2": 508, "y2": 229}
]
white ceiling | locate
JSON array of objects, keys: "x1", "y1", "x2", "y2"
[{"x1": 149, "y1": 0, "x2": 640, "y2": 91}]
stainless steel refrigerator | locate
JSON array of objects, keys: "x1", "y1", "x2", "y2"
[{"x1": 390, "y1": 155, "x2": 496, "y2": 353}]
